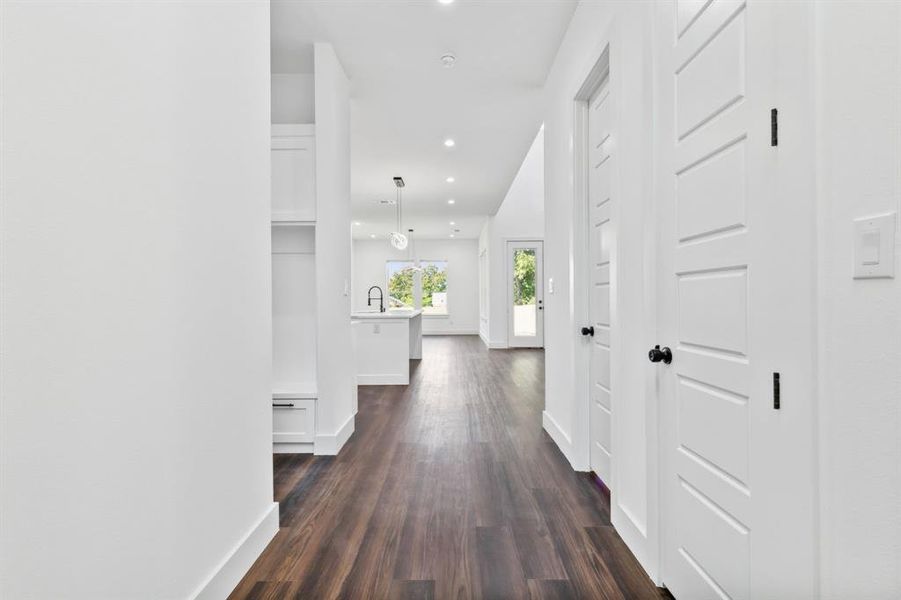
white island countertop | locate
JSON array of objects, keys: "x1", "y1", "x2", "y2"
[{"x1": 351, "y1": 309, "x2": 423, "y2": 320}]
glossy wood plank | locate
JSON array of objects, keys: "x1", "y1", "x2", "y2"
[{"x1": 229, "y1": 336, "x2": 668, "y2": 599}]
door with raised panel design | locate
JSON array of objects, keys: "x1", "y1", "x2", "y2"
[
  {"x1": 587, "y1": 76, "x2": 613, "y2": 485},
  {"x1": 655, "y1": 1, "x2": 816, "y2": 598}
]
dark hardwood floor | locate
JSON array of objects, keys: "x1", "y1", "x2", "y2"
[{"x1": 230, "y1": 335, "x2": 669, "y2": 600}]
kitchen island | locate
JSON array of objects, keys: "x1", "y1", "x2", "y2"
[{"x1": 350, "y1": 309, "x2": 422, "y2": 385}]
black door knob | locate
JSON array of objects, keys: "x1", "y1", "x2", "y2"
[
  {"x1": 581, "y1": 326, "x2": 594, "y2": 337},
  {"x1": 648, "y1": 345, "x2": 672, "y2": 364}
]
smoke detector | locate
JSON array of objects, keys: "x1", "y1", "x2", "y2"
[{"x1": 441, "y1": 53, "x2": 456, "y2": 68}]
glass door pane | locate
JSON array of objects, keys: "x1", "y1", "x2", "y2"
[{"x1": 512, "y1": 248, "x2": 537, "y2": 337}]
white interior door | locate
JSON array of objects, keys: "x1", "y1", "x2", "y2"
[
  {"x1": 506, "y1": 241, "x2": 544, "y2": 348},
  {"x1": 587, "y1": 77, "x2": 614, "y2": 485},
  {"x1": 655, "y1": 1, "x2": 816, "y2": 598}
]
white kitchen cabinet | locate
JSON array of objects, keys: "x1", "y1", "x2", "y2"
[{"x1": 271, "y1": 124, "x2": 315, "y2": 223}]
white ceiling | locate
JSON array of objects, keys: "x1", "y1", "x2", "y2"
[{"x1": 271, "y1": 0, "x2": 576, "y2": 239}]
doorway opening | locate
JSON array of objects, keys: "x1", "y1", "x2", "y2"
[{"x1": 506, "y1": 240, "x2": 544, "y2": 348}]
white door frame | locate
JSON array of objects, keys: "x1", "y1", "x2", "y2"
[
  {"x1": 571, "y1": 19, "x2": 661, "y2": 584},
  {"x1": 506, "y1": 239, "x2": 544, "y2": 348}
]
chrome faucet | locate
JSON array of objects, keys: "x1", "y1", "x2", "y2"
[{"x1": 367, "y1": 285, "x2": 385, "y2": 313}]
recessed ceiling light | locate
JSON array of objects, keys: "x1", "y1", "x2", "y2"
[
  {"x1": 450, "y1": 234, "x2": 455, "y2": 238},
  {"x1": 438, "y1": 0, "x2": 454, "y2": 4},
  {"x1": 449, "y1": 221, "x2": 456, "y2": 225},
  {"x1": 446, "y1": 176, "x2": 455, "y2": 183},
  {"x1": 441, "y1": 53, "x2": 456, "y2": 68},
  {"x1": 444, "y1": 138, "x2": 455, "y2": 148},
  {"x1": 353, "y1": 221, "x2": 362, "y2": 226},
  {"x1": 447, "y1": 199, "x2": 456, "y2": 205},
  {"x1": 370, "y1": 234, "x2": 376, "y2": 239}
]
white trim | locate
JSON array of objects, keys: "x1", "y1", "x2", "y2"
[
  {"x1": 571, "y1": 38, "x2": 612, "y2": 485},
  {"x1": 356, "y1": 373, "x2": 408, "y2": 385},
  {"x1": 273, "y1": 442, "x2": 314, "y2": 454},
  {"x1": 543, "y1": 410, "x2": 585, "y2": 471},
  {"x1": 190, "y1": 502, "x2": 279, "y2": 600},
  {"x1": 314, "y1": 411, "x2": 355, "y2": 455}
]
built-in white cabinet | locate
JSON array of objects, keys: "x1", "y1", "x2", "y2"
[
  {"x1": 270, "y1": 44, "x2": 355, "y2": 457},
  {"x1": 271, "y1": 125, "x2": 318, "y2": 453},
  {"x1": 272, "y1": 394, "x2": 315, "y2": 454},
  {"x1": 271, "y1": 124, "x2": 315, "y2": 223}
]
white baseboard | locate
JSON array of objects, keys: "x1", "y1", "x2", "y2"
[
  {"x1": 314, "y1": 412, "x2": 355, "y2": 455},
  {"x1": 477, "y1": 331, "x2": 508, "y2": 348},
  {"x1": 273, "y1": 442, "x2": 313, "y2": 454},
  {"x1": 191, "y1": 502, "x2": 279, "y2": 600},
  {"x1": 542, "y1": 410, "x2": 576, "y2": 468},
  {"x1": 356, "y1": 373, "x2": 408, "y2": 385}
]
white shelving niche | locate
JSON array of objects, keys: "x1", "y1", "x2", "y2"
[{"x1": 271, "y1": 123, "x2": 317, "y2": 453}]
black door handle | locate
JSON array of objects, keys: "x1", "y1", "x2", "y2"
[
  {"x1": 648, "y1": 345, "x2": 672, "y2": 364},
  {"x1": 581, "y1": 326, "x2": 594, "y2": 337}
]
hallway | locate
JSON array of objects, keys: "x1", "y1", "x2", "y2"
[{"x1": 230, "y1": 336, "x2": 665, "y2": 599}]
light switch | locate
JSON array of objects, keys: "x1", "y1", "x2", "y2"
[
  {"x1": 854, "y1": 212, "x2": 895, "y2": 279},
  {"x1": 861, "y1": 230, "x2": 880, "y2": 265}
]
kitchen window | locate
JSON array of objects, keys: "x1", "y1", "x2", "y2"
[{"x1": 385, "y1": 259, "x2": 448, "y2": 315}]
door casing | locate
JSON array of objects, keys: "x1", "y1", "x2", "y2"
[{"x1": 572, "y1": 16, "x2": 661, "y2": 583}]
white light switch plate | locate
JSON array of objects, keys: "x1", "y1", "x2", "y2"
[{"x1": 853, "y1": 212, "x2": 895, "y2": 279}]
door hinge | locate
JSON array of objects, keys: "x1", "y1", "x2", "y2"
[
  {"x1": 770, "y1": 108, "x2": 778, "y2": 146},
  {"x1": 773, "y1": 372, "x2": 781, "y2": 410}
]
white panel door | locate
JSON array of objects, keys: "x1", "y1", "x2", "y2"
[
  {"x1": 588, "y1": 78, "x2": 613, "y2": 484},
  {"x1": 655, "y1": 1, "x2": 816, "y2": 598},
  {"x1": 506, "y1": 241, "x2": 544, "y2": 348}
]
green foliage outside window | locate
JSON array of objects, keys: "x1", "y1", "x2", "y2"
[
  {"x1": 386, "y1": 260, "x2": 448, "y2": 313},
  {"x1": 421, "y1": 262, "x2": 447, "y2": 310},
  {"x1": 513, "y1": 249, "x2": 536, "y2": 305},
  {"x1": 387, "y1": 262, "x2": 415, "y2": 307}
]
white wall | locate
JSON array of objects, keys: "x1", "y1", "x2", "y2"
[
  {"x1": 313, "y1": 43, "x2": 356, "y2": 452},
  {"x1": 815, "y1": 3, "x2": 901, "y2": 598},
  {"x1": 352, "y1": 239, "x2": 480, "y2": 335},
  {"x1": 272, "y1": 73, "x2": 314, "y2": 124},
  {"x1": 541, "y1": 0, "x2": 658, "y2": 579},
  {"x1": 0, "y1": 2, "x2": 275, "y2": 599},
  {"x1": 479, "y1": 127, "x2": 545, "y2": 348}
]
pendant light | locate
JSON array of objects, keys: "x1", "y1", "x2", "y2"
[{"x1": 389, "y1": 176, "x2": 408, "y2": 250}]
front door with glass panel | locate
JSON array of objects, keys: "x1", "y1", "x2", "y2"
[{"x1": 507, "y1": 241, "x2": 543, "y2": 348}]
